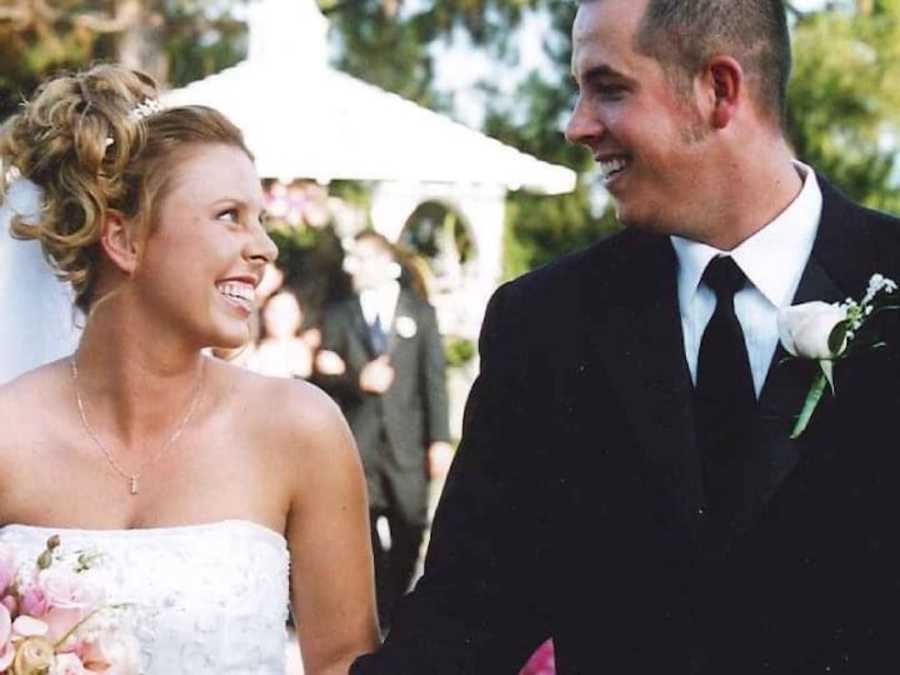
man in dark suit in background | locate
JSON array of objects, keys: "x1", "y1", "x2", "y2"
[
  {"x1": 352, "y1": 0, "x2": 900, "y2": 672},
  {"x1": 315, "y1": 230, "x2": 453, "y2": 629}
]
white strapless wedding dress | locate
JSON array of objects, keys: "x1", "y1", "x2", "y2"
[{"x1": 0, "y1": 519, "x2": 290, "y2": 674}]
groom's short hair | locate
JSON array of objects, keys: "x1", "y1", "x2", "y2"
[{"x1": 583, "y1": 0, "x2": 792, "y2": 130}]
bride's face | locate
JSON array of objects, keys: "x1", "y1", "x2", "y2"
[{"x1": 134, "y1": 143, "x2": 277, "y2": 349}]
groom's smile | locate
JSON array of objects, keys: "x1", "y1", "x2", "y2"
[{"x1": 597, "y1": 155, "x2": 630, "y2": 186}]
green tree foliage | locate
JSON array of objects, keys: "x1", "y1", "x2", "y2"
[
  {"x1": 324, "y1": 0, "x2": 618, "y2": 276},
  {"x1": 479, "y1": 0, "x2": 619, "y2": 277},
  {"x1": 323, "y1": 0, "x2": 444, "y2": 109},
  {"x1": 787, "y1": 0, "x2": 900, "y2": 213},
  {"x1": 0, "y1": 1, "x2": 247, "y2": 122},
  {"x1": 0, "y1": 1, "x2": 100, "y2": 120},
  {"x1": 2, "y1": 0, "x2": 897, "y2": 272}
]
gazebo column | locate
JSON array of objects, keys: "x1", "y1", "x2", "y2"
[{"x1": 370, "y1": 180, "x2": 506, "y2": 332}]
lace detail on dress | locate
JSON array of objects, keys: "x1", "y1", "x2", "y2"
[{"x1": 0, "y1": 519, "x2": 290, "y2": 675}]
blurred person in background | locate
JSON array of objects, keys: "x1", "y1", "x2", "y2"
[
  {"x1": 314, "y1": 230, "x2": 453, "y2": 630},
  {"x1": 251, "y1": 289, "x2": 314, "y2": 379}
]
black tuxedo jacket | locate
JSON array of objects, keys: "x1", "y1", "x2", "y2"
[
  {"x1": 316, "y1": 287, "x2": 451, "y2": 475},
  {"x1": 352, "y1": 180, "x2": 900, "y2": 674}
]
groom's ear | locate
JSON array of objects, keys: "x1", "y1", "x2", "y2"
[
  {"x1": 99, "y1": 210, "x2": 141, "y2": 276},
  {"x1": 701, "y1": 55, "x2": 743, "y2": 130}
]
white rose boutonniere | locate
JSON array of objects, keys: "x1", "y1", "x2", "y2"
[{"x1": 777, "y1": 273, "x2": 899, "y2": 438}]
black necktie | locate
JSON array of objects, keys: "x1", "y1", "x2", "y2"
[{"x1": 694, "y1": 256, "x2": 757, "y2": 521}]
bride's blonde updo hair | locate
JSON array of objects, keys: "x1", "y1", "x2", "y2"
[{"x1": 0, "y1": 63, "x2": 252, "y2": 312}]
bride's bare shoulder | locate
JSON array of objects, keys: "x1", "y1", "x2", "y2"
[
  {"x1": 0, "y1": 359, "x2": 69, "y2": 409},
  {"x1": 217, "y1": 360, "x2": 355, "y2": 463},
  {"x1": 0, "y1": 359, "x2": 70, "y2": 453}
]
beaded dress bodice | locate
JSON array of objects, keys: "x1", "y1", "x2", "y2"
[{"x1": 0, "y1": 519, "x2": 290, "y2": 674}]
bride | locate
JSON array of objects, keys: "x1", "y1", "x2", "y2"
[{"x1": 0, "y1": 64, "x2": 379, "y2": 673}]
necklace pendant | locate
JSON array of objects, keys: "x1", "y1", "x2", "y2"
[{"x1": 130, "y1": 476, "x2": 139, "y2": 495}]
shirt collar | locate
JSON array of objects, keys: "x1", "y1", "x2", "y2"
[
  {"x1": 360, "y1": 281, "x2": 401, "y2": 320},
  {"x1": 671, "y1": 161, "x2": 822, "y2": 311}
]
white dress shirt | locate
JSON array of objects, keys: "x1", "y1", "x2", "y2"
[
  {"x1": 359, "y1": 280, "x2": 401, "y2": 330},
  {"x1": 671, "y1": 162, "x2": 823, "y2": 397}
]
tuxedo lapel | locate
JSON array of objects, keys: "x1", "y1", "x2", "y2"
[
  {"x1": 349, "y1": 298, "x2": 378, "y2": 358},
  {"x1": 736, "y1": 177, "x2": 877, "y2": 533},
  {"x1": 386, "y1": 289, "x2": 414, "y2": 355},
  {"x1": 584, "y1": 234, "x2": 705, "y2": 534},
  {"x1": 738, "y1": 259, "x2": 845, "y2": 532},
  {"x1": 576, "y1": 179, "x2": 877, "y2": 543}
]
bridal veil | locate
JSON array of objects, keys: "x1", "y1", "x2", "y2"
[{"x1": 0, "y1": 178, "x2": 80, "y2": 385}]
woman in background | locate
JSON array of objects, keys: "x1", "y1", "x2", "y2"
[{"x1": 251, "y1": 289, "x2": 315, "y2": 379}]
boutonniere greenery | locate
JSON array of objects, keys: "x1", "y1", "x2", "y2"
[{"x1": 777, "y1": 273, "x2": 900, "y2": 439}]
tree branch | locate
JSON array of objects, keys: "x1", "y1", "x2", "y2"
[{"x1": 73, "y1": 0, "x2": 143, "y2": 34}]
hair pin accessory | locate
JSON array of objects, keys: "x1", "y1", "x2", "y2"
[{"x1": 129, "y1": 98, "x2": 164, "y2": 122}]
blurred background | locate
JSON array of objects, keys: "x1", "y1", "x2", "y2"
[
  {"x1": 1, "y1": 0, "x2": 898, "y2": 415},
  {"x1": 1, "y1": 0, "x2": 898, "y2": 672}
]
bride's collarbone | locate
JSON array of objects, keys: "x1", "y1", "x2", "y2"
[
  {"x1": 2, "y1": 434, "x2": 284, "y2": 534},
  {"x1": 2, "y1": 480, "x2": 285, "y2": 534}
]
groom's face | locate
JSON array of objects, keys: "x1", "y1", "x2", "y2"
[{"x1": 566, "y1": 0, "x2": 712, "y2": 235}]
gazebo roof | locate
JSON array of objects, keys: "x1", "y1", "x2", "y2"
[{"x1": 163, "y1": 0, "x2": 576, "y2": 195}]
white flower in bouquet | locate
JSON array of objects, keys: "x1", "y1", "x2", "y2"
[{"x1": 0, "y1": 605, "x2": 16, "y2": 671}]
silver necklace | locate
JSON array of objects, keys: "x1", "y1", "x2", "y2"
[{"x1": 70, "y1": 355, "x2": 205, "y2": 496}]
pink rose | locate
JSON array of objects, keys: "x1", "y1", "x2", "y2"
[
  {"x1": 0, "y1": 604, "x2": 15, "y2": 671},
  {"x1": 81, "y1": 630, "x2": 141, "y2": 675},
  {"x1": 0, "y1": 543, "x2": 17, "y2": 596},
  {"x1": 38, "y1": 569, "x2": 103, "y2": 643},
  {"x1": 49, "y1": 653, "x2": 89, "y2": 675},
  {"x1": 19, "y1": 584, "x2": 49, "y2": 618}
]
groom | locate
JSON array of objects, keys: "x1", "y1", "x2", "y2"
[{"x1": 353, "y1": 0, "x2": 900, "y2": 672}]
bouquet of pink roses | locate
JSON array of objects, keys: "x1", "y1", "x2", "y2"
[{"x1": 0, "y1": 534, "x2": 139, "y2": 675}]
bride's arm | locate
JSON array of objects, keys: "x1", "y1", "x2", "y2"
[{"x1": 283, "y1": 383, "x2": 380, "y2": 675}]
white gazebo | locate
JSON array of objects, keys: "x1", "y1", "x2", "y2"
[{"x1": 164, "y1": 0, "x2": 575, "y2": 340}]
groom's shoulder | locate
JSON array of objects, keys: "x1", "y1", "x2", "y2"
[
  {"x1": 856, "y1": 202, "x2": 900, "y2": 240},
  {"x1": 499, "y1": 226, "x2": 645, "y2": 303},
  {"x1": 823, "y1": 181, "x2": 900, "y2": 273},
  {"x1": 820, "y1": 174, "x2": 900, "y2": 235}
]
